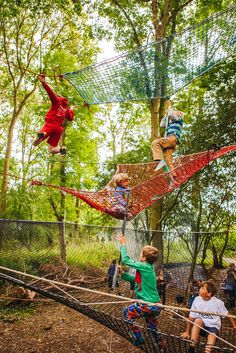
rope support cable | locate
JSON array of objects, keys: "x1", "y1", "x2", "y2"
[{"x1": 1, "y1": 266, "x2": 235, "y2": 319}]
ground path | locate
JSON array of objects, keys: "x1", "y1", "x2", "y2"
[{"x1": 0, "y1": 302, "x2": 142, "y2": 353}]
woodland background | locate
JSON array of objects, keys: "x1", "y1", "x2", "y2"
[{"x1": 0, "y1": 0, "x2": 235, "y2": 242}]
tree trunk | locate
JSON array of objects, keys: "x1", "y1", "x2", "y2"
[
  {"x1": 184, "y1": 177, "x2": 202, "y2": 303},
  {"x1": 0, "y1": 83, "x2": 36, "y2": 215},
  {"x1": 58, "y1": 219, "x2": 67, "y2": 265},
  {"x1": 59, "y1": 127, "x2": 67, "y2": 264},
  {"x1": 150, "y1": 201, "x2": 164, "y2": 268},
  {"x1": 48, "y1": 128, "x2": 67, "y2": 264},
  {"x1": 149, "y1": 97, "x2": 170, "y2": 267},
  {"x1": 0, "y1": 117, "x2": 17, "y2": 215},
  {"x1": 212, "y1": 244, "x2": 221, "y2": 269},
  {"x1": 218, "y1": 229, "x2": 229, "y2": 268}
]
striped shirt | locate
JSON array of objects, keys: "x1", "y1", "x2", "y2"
[{"x1": 167, "y1": 118, "x2": 183, "y2": 143}]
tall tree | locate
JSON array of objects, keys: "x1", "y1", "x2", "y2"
[
  {"x1": 0, "y1": 0, "x2": 95, "y2": 215},
  {"x1": 87, "y1": 0, "x2": 235, "y2": 264}
]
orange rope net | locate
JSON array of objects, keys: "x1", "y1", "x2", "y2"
[{"x1": 31, "y1": 145, "x2": 236, "y2": 220}]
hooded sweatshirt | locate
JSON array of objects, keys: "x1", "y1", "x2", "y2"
[{"x1": 42, "y1": 82, "x2": 74, "y2": 125}]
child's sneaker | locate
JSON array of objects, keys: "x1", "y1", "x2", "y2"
[
  {"x1": 154, "y1": 160, "x2": 166, "y2": 172},
  {"x1": 60, "y1": 147, "x2": 67, "y2": 155},
  {"x1": 32, "y1": 132, "x2": 46, "y2": 146},
  {"x1": 37, "y1": 132, "x2": 46, "y2": 139}
]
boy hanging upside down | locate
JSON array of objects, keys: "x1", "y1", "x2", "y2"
[{"x1": 33, "y1": 74, "x2": 74, "y2": 155}]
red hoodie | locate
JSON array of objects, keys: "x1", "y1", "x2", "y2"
[{"x1": 42, "y1": 82, "x2": 74, "y2": 125}]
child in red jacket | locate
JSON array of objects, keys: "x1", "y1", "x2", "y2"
[{"x1": 33, "y1": 74, "x2": 74, "y2": 155}]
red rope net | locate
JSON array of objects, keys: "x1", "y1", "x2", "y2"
[{"x1": 31, "y1": 145, "x2": 236, "y2": 220}]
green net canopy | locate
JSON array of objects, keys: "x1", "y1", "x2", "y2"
[{"x1": 63, "y1": 6, "x2": 236, "y2": 104}]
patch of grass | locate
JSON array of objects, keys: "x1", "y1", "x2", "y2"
[
  {"x1": 0, "y1": 246, "x2": 60, "y2": 273},
  {"x1": 66, "y1": 240, "x2": 119, "y2": 269},
  {"x1": 0, "y1": 303, "x2": 36, "y2": 322}
]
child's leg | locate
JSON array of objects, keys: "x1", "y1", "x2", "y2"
[
  {"x1": 146, "y1": 309, "x2": 167, "y2": 351},
  {"x1": 151, "y1": 135, "x2": 177, "y2": 161},
  {"x1": 146, "y1": 315, "x2": 158, "y2": 331},
  {"x1": 205, "y1": 333, "x2": 217, "y2": 353},
  {"x1": 163, "y1": 148, "x2": 176, "y2": 174},
  {"x1": 145, "y1": 304, "x2": 162, "y2": 332},
  {"x1": 189, "y1": 318, "x2": 203, "y2": 349},
  {"x1": 48, "y1": 145, "x2": 61, "y2": 154},
  {"x1": 47, "y1": 125, "x2": 64, "y2": 154},
  {"x1": 123, "y1": 303, "x2": 142, "y2": 338},
  {"x1": 32, "y1": 131, "x2": 47, "y2": 146},
  {"x1": 124, "y1": 303, "x2": 161, "y2": 343},
  {"x1": 151, "y1": 138, "x2": 165, "y2": 161}
]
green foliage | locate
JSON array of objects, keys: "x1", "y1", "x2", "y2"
[
  {"x1": 0, "y1": 0, "x2": 102, "y2": 222},
  {"x1": 0, "y1": 303, "x2": 36, "y2": 322},
  {"x1": 0, "y1": 0, "x2": 235, "y2": 235},
  {"x1": 158, "y1": 58, "x2": 236, "y2": 246},
  {"x1": 66, "y1": 240, "x2": 119, "y2": 268},
  {"x1": 0, "y1": 0, "x2": 82, "y2": 18}
]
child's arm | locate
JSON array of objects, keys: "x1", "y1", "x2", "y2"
[
  {"x1": 118, "y1": 265, "x2": 135, "y2": 283},
  {"x1": 65, "y1": 108, "x2": 74, "y2": 122},
  {"x1": 167, "y1": 106, "x2": 185, "y2": 121},
  {"x1": 117, "y1": 233, "x2": 143, "y2": 269},
  {"x1": 38, "y1": 74, "x2": 58, "y2": 105},
  {"x1": 180, "y1": 317, "x2": 194, "y2": 338},
  {"x1": 160, "y1": 115, "x2": 168, "y2": 128},
  {"x1": 227, "y1": 314, "x2": 236, "y2": 328},
  {"x1": 121, "y1": 272, "x2": 135, "y2": 283},
  {"x1": 170, "y1": 110, "x2": 185, "y2": 121}
]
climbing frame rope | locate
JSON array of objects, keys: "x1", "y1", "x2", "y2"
[{"x1": 63, "y1": 6, "x2": 236, "y2": 104}]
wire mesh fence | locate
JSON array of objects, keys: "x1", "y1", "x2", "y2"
[
  {"x1": 0, "y1": 219, "x2": 235, "y2": 304},
  {"x1": 0, "y1": 219, "x2": 236, "y2": 352}
]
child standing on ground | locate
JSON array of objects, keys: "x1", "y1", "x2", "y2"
[
  {"x1": 151, "y1": 102, "x2": 184, "y2": 176},
  {"x1": 156, "y1": 269, "x2": 167, "y2": 305},
  {"x1": 181, "y1": 280, "x2": 236, "y2": 353},
  {"x1": 107, "y1": 259, "x2": 118, "y2": 292},
  {"x1": 33, "y1": 74, "x2": 74, "y2": 155},
  {"x1": 117, "y1": 232, "x2": 161, "y2": 347}
]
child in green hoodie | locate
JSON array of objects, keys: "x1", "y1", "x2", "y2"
[{"x1": 117, "y1": 233, "x2": 161, "y2": 347}]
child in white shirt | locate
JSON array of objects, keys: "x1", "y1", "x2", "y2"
[{"x1": 181, "y1": 280, "x2": 236, "y2": 353}]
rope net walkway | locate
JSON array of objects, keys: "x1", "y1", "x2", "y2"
[
  {"x1": 31, "y1": 145, "x2": 236, "y2": 220},
  {"x1": 63, "y1": 6, "x2": 236, "y2": 104},
  {"x1": 0, "y1": 268, "x2": 235, "y2": 353},
  {"x1": 0, "y1": 221, "x2": 236, "y2": 352}
]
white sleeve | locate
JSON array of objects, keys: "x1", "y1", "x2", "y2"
[
  {"x1": 167, "y1": 107, "x2": 174, "y2": 117},
  {"x1": 160, "y1": 115, "x2": 167, "y2": 128},
  {"x1": 168, "y1": 107, "x2": 183, "y2": 121},
  {"x1": 218, "y1": 300, "x2": 228, "y2": 318},
  {"x1": 189, "y1": 299, "x2": 199, "y2": 318}
]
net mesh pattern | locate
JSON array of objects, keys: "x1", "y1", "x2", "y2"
[
  {"x1": 31, "y1": 145, "x2": 236, "y2": 220},
  {"x1": 0, "y1": 221, "x2": 235, "y2": 352},
  {"x1": 63, "y1": 7, "x2": 236, "y2": 104}
]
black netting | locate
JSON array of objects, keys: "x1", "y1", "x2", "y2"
[{"x1": 0, "y1": 219, "x2": 235, "y2": 352}]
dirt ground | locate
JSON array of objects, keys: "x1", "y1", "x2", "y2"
[{"x1": 0, "y1": 302, "x2": 143, "y2": 353}]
